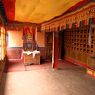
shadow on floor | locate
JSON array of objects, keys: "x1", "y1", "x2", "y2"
[{"x1": 0, "y1": 73, "x2": 7, "y2": 95}]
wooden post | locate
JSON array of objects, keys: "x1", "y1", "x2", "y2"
[{"x1": 52, "y1": 32, "x2": 58, "y2": 69}]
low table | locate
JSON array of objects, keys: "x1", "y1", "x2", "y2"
[{"x1": 23, "y1": 50, "x2": 40, "y2": 65}]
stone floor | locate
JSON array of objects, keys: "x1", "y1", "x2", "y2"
[{"x1": 0, "y1": 60, "x2": 95, "y2": 95}]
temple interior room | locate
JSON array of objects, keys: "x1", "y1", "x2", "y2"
[{"x1": 0, "y1": 0, "x2": 95, "y2": 95}]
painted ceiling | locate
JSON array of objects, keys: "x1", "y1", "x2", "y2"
[{"x1": 2, "y1": 0, "x2": 89, "y2": 23}]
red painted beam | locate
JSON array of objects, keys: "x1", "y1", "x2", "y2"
[
  {"x1": 2, "y1": 0, "x2": 15, "y2": 21},
  {"x1": 66, "y1": 0, "x2": 90, "y2": 12}
]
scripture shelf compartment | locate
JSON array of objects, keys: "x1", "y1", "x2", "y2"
[{"x1": 64, "y1": 26, "x2": 94, "y2": 56}]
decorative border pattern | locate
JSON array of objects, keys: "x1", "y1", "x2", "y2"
[{"x1": 41, "y1": 3, "x2": 95, "y2": 32}]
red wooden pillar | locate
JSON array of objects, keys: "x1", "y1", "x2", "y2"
[
  {"x1": 33, "y1": 28, "x2": 35, "y2": 41},
  {"x1": 52, "y1": 32, "x2": 58, "y2": 69}
]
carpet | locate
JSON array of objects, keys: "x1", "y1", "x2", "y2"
[
  {"x1": 5, "y1": 62, "x2": 52, "y2": 72},
  {"x1": 4, "y1": 60, "x2": 79, "y2": 72}
]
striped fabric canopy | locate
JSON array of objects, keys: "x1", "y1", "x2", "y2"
[{"x1": 2, "y1": 0, "x2": 89, "y2": 23}]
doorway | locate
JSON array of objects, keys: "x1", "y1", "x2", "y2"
[
  {"x1": 58, "y1": 31, "x2": 64, "y2": 60},
  {"x1": 45, "y1": 32, "x2": 53, "y2": 61}
]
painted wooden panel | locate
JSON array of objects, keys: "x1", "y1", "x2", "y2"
[{"x1": 7, "y1": 48, "x2": 22, "y2": 60}]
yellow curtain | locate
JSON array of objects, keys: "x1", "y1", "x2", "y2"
[{"x1": 1, "y1": 26, "x2": 6, "y2": 60}]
